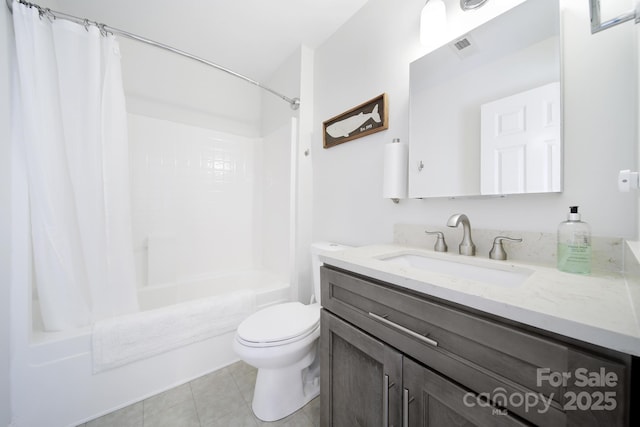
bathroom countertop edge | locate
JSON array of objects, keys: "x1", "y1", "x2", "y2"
[{"x1": 320, "y1": 244, "x2": 640, "y2": 357}]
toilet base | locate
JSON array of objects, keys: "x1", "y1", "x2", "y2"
[{"x1": 251, "y1": 345, "x2": 320, "y2": 422}]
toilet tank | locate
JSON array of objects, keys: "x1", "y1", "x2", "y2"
[{"x1": 310, "y1": 242, "x2": 351, "y2": 304}]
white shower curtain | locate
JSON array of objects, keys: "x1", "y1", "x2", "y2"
[{"x1": 12, "y1": 1, "x2": 139, "y2": 331}]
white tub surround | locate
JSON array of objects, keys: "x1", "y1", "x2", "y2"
[{"x1": 320, "y1": 244, "x2": 640, "y2": 357}]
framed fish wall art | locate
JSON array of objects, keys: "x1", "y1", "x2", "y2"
[{"x1": 323, "y1": 93, "x2": 389, "y2": 148}]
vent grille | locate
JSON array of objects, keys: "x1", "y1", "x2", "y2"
[{"x1": 454, "y1": 38, "x2": 471, "y2": 51}]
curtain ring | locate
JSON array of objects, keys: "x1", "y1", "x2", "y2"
[
  {"x1": 100, "y1": 24, "x2": 112, "y2": 37},
  {"x1": 35, "y1": 5, "x2": 45, "y2": 20},
  {"x1": 43, "y1": 8, "x2": 55, "y2": 23},
  {"x1": 83, "y1": 19, "x2": 90, "y2": 32},
  {"x1": 98, "y1": 23, "x2": 108, "y2": 37}
]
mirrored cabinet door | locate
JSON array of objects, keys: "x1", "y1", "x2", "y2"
[{"x1": 408, "y1": 0, "x2": 561, "y2": 198}]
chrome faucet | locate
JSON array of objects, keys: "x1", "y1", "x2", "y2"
[{"x1": 447, "y1": 213, "x2": 476, "y2": 256}]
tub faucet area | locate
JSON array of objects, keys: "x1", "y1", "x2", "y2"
[{"x1": 447, "y1": 213, "x2": 476, "y2": 256}]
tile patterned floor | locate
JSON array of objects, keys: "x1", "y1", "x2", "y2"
[{"x1": 78, "y1": 361, "x2": 319, "y2": 427}]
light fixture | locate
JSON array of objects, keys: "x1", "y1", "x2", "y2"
[
  {"x1": 420, "y1": 0, "x2": 447, "y2": 45},
  {"x1": 460, "y1": 0, "x2": 488, "y2": 11}
]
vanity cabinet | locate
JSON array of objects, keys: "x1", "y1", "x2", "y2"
[
  {"x1": 322, "y1": 310, "x2": 528, "y2": 427},
  {"x1": 320, "y1": 265, "x2": 634, "y2": 426},
  {"x1": 320, "y1": 309, "x2": 402, "y2": 426}
]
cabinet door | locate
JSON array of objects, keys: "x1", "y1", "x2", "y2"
[
  {"x1": 403, "y1": 358, "x2": 530, "y2": 427},
  {"x1": 321, "y1": 309, "x2": 403, "y2": 427}
]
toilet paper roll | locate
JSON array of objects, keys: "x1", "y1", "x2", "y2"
[{"x1": 383, "y1": 141, "x2": 408, "y2": 199}]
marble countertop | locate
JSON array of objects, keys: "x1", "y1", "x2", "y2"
[{"x1": 320, "y1": 244, "x2": 640, "y2": 357}]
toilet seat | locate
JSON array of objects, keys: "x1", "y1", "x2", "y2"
[{"x1": 237, "y1": 302, "x2": 320, "y2": 348}]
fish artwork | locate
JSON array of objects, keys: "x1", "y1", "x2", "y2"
[{"x1": 326, "y1": 104, "x2": 381, "y2": 138}]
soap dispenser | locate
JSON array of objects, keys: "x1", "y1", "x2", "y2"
[{"x1": 557, "y1": 206, "x2": 591, "y2": 274}]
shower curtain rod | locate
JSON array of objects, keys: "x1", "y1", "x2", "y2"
[{"x1": 5, "y1": 0, "x2": 301, "y2": 110}]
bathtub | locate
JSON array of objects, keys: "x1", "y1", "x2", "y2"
[{"x1": 16, "y1": 271, "x2": 290, "y2": 427}]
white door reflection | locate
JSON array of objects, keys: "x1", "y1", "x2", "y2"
[{"x1": 480, "y1": 82, "x2": 561, "y2": 195}]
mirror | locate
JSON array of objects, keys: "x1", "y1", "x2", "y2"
[{"x1": 409, "y1": 0, "x2": 561, "y2": 198}]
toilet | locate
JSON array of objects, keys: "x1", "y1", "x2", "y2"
[{"x1": 233, "y1": 242, "x2": 348, "y2": 422}]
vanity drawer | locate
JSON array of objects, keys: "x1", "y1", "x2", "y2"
[{"x1": 321, "y1": 265, "x2": 629, "y2": 426}]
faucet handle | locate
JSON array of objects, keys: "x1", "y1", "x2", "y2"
[
  {"x1": 425, "y1": 230, "x2": 448, "y2": 253},
  {"x1": 489, "y1": 236, "x2": 523, "y2": 260}
]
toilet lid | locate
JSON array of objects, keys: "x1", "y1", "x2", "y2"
[{"x1": 237, "y1": 302, "x2": 320, "y2": 344}]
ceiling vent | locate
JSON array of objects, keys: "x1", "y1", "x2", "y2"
[
  {"x1": 450, "y1": 34, "x2": 478, "y2": 59},
  {"x1": 454, "y1": 37, "x2": 472, "y2": 51}
]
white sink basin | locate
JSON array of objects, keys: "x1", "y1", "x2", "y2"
[{"x1": 380, "y1": 252, "x2": 533, "y2": 287}]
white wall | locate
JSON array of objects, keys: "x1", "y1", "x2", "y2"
[
  {"x1": 260, "y1": 49, "x2": 300, "y2": 291},
  {"x1": 120, "y1": 36, "x2": 264, "y2": 138},
  {"x1": 295, "y1": 47, "x2": 316, "y2": 303},
  {"x1": 259, "y1": 120, "x2": 293, "y2": 281},
  {"x1": 313, "y1": 0, "x2": 638, "y2": 247},
  {"x1": 0, "y1": 3, "x2": 13, "y2": 426},
  {"x1": 262, "y1": 46, "x2": 316, "y2": 303}
]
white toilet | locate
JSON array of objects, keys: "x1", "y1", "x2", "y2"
[{"x1": 233, "y1": 242, "x2": 348, "y2": 422}]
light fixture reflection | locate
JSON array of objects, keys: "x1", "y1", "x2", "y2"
[
  {"x1": 460, "y1": 0, "x2": 489, "y2": 11},
  {"x1": 420, "y1": 0, "x2": 446, "y2": 46}
]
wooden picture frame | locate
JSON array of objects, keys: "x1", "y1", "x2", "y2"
[{"x1": 323, "y1": 93, "x2": 388, "y2": 149}]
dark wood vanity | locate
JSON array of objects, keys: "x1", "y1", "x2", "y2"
[{"x1": 320, "y1": 265, "x2": 637, "y2": 426}]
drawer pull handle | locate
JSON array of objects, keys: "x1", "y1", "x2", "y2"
[
  {"x1": 383, "y1": 374, "x2": 389, "y2": 427},
  {"x1": 403, "y1": 388, "x2": 410, "y2": 427},
  {"x1": 369, "y1": 312, "x2": 438, "y2": 347}
]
